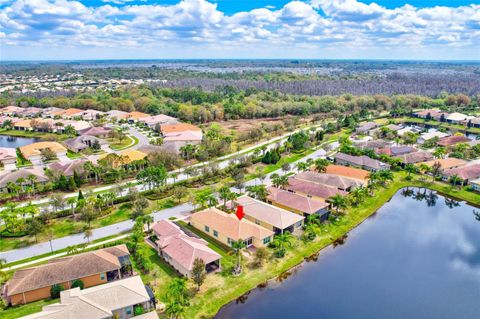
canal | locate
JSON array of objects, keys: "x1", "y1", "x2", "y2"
[
  {"x1": 0, "y1": 135, "x2": 40, "y2": 148},
  {"x1": 216, "y1": 188, "x2": 480, "y2": 319}
]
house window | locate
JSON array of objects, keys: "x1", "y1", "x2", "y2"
[
  {"x1": 227, "y1": 237, "x2": 233, "y2": 245},
  {"x1": 255, "y1": 219, "x2": 260, "y2": 225},
  {"x1": 295, "y1": 221, "x2": 302, "y2": 228},
  {"x1": 263, "y1": 237, "x2": 271, "y2": 245},
  {"x1": 213, "y1": 230, "x2": 218, "y2": 238},
  {"x1": 205, "y1": 226, "x2": 210, "y2": 232},
  {"x1": 126, "y1": 306, "x2": 132, "y2": 315},
  {"x1": 100, "y1": 273, "x2": 105, "y2": 280}
]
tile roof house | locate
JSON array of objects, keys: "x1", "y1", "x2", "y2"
[
  {"x1": 40, "y1": 107, "x2": 63, "y2": 118},
  {"x1": 295, "y1": 171, "x2": 364, "y2": 191},
  {"x1": 355, "y1": 122, "x2": 378, "y2": 134},
  {"x1": 3, "y1": 245, "x2": 132, "y2": 306},
  {"x1": 417, "y1": 131, "x2": 450, "y2": 144},
  {"x1": 325, "y1": 164, "x2": 369, "y2": 181},
  {"x1": 78, "y1": 126, "x2": 112, "y2": 138},
  {"x1": 152, "y1": 220, "x2": 221, "y2": 277},
  {"x1": 0, "y1": 147, "x2": 17, "y2": 171},
  {"x1": 126, "y1": 111, "x2": 149, "y2": 122},
  {"x1": 446, "y1": 112, "x2": 474, "y2": 124},
  {"x1": 230, "y1": 196, "x2": 305, "y2": 235},
  {"x1": 19, "y1": 141, "x2": 68, "y2": 165},
  {"x1": 437, "y1": 135, "x2": 472, "y2": 147},
  {"x1": 0, "y1": 167, "x2": 48, "y2": 192},
  {"x1": 471, "y1": 179, "x2": 480, "y2": 192},
  {"x1": 16, "y1": 276, "x2": 158, "y2": 319},
  {"x1": 420, "y1": 158, "x2": 468, "y2": 171},
  {"x1": 48, "y1": 159, "x2": 88, "y2": 177},
  {"x1": 463, "y1": 117, "x2": 480, "y2": 128},
  {"x1": 414, "y1": 109, "x2": 449, "y2": 120},
  {"x1": 267, "y1": 186, "x2": 329, "y2": 219},
  {"x1": 385, "y1": 124, "x2": 403, "y2": 131},
  {"x1": 441, "y1": 164, "x2": 480, "y2": 185},
  {"x1": 20, "y1": 107, "x2": 43, "y2": 118},
  {"x1": 79, "y1": 109, "x2": 105, "y2": 121},
  {"x1": 334, "y1": 152, "x2": 390, "y2": 172},
  {"x1": 394, "y1": 150, "x2": 434, "y2": 165},
  {"x1": 139, "y1": 114, "x2": 178, "y2": 128},
  {"x1": 355, "y1": 139, "x2": 391, "y2": 150},
  {"x1": 160, "y1": 123, "x2": 202, "y2": 134},
  {"x1": 106, "y1": 110, "x2": 129, "y2": 121},
  {"x1": 286, "y1": 177, "x2": 348, "y2": 200},
  {"x1": 190, "y1": 207, "x2": 274, "y2": 248},
  {"x1": 63, "y1": 135, "x2": 108, "y2": 152},
  {"x1": 375, "y1": 146, "x2": 417, "y2": 156},
  {"x1": 52, "y1": 108, "x2": 84, "y2": 119},
  {"x1": 0, "y1": 105, "x2": 24, "y2": 115}
]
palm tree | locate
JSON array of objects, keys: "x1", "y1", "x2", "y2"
[
  {"x1": 165, "y1": 301, "x2": 187, "y2": 319},
  {"x1": 231, "y1": 239, "x2": 246, "y2": 274},
  {"x1": 143, "y1": 214, "x2": 154, "y2": 232},
  {"x1": 271, "y1": 174, "x2": 289, "y2": 189},
  {"x1": 218, "y1": 186, "x2": 233, "y2": 208},
  {"x1": 273, "y1": 232, "x2": 293, "y2": 258},
  {"x1": 296, "y1": 162, "x2": 309, "y2": 172},
  {"x1": 27, "y1": 174, "x2": 38, "y2": 193},
  {"x1": 349, "y1": 187, "x2": 366, "y2": 207},
  {"x1": 329, "y1": 194, "x2": 348, "y2": 215},
  {"x1": 433, "y1": 147, "x2": 446, "y2": 159},
  {"x1": 246, "y1": 185, "x2": 268, "y2": 201},
  {"x1": 418, "y1": 163, "x2": 431, "y2": 175},
  {"x1": 306, "y1": 213, "x2": 320, "y2": 225},
  {"x1": 405, "y1": 164, "x2": 418, "y2": 178},
  {"x1": 449, "y1": 174, "x2": 462, "y2": 189}
]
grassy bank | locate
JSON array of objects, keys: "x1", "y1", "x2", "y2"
[
  {"x1": 0, "y1": 129, "x2": 69, "y2": 140},
  {"x1": 182, "y1": 172, "x2": 479, "y2": 318}
]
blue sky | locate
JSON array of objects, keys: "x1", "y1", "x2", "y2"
[{"x1": 1, "y1": 0, "x2": 479, "y2": 60}]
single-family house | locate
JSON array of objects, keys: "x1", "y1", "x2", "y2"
[
  {"x1": 78, "y1": 126, "x2": 112, "y2": 138},
  {"x1": 441, "y1": 164, "x2": 480, "y2": 185},
  {"x1": 464, "y1": 117, "x2": 480, "y2": 128},
  {"x1": 152, "y1": 220, "x2": 221, "y2": 277},
  {"x1": 79, "y1": 109, "x2": 105, "y2": 121},
  {"x1": 0, "y1": 167, "x2": 48, "y2": 193},
  {"x1": 334, "y1": 152, "x2": 390, "y2": 171},
  {"x1": 267, "y1": 186, "x2": 329, "y2": 219},
  {"x1": 437, "y1": 135, "x2": 472, "y2": 147},
  {"x1": 395, "y1": 150, "x2": 434, "y2": 165},
  {"x1": 419, "y1": 158, "x2": 467, "y2": 171},
  {"x1": 295, "y1": 171, "x2": 364, "y2": 191},
  {"x1": 375, "y1": 146, "x2": 417, "y2": 156},
  {"x1": 52, "y1": 108, "x2": 84, "y2": 119},
  {"x1": 19, "y1": 141, "x2": 68, "y2": 165},
  {"x1": 3, "y1": 245, "x2": 132, "y2": 306},
  {"x1": 0, "y1": 105, "x2": 24, "y2": 116},
  {"x1": 230, "y1": 195, "x2": 305, "y2": 235},
  {"x1": 63, "y1": 135, "x2": 108, "y2": 152},
  {"x1": 397, "y1": 126, "x2": 422, "y2": 137},
  {"x1": 355, "y1": 139, "x2": 391, "y2": 150},
  {"x1": 62, "y1": 120, "x2": 91, "y2": 133},
  {"x1": 385, "y1": 124, "x2": 403, "y2": 132},
  {"x1": 417, "y1": 131, "x2": 450, "y2": 144},
  {"x1": 20, "y1": 107, "x2": 42, "y2": 118},
  {"x1": 190, "y1": 207, "x2": 274, "y2": 248},
  {"x1": 106, "y1": 110, "x2": 129, "y2": 122},
  {"x1": 126, "y1": 111, "x2": 149, "y2": 123},
  {"x1": 40, "y1": 107, "x2": 63, "y2": 118},
  {"x1": 325, "y1": 164, "x2": 369, "y2": 182},
  {"x1": 286, "y1": 177, "x2": 348, "y2": 200},
  {"x1": 15, "y1": 276, "x2": 158, "y2": 319},
  {"x1": 446, "y1": 112, "x2": 474, "y2": 124},
  {"x1": 0, "y1": 147, "x2": 17, "y2": 171},
  {"x1": 413, "y1": 109, "x2": 449, "y2": 121},
  {"x1": 48, "y1": 159, "x2": 88, "y2": 177},
  {"x1": 139, "y1": 114, "x2": 178, "y2": 128},
  {"x1": 471, "y1": 179, "x2": 480, "y2": 192},
  {"x1": 355, "y1": 122, "x2": 378, "y2": 135}
]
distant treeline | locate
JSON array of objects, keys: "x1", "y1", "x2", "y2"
[{"x1": 2, "y1": 86, "x2": 478, "y2": 124}]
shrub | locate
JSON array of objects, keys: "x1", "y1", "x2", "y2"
[
  {"x1": 134, "y1": 305, "x2": 145, "y2": 316},
  {"x1": 71, "y1": 279, "x2": 84, "y2": 290},
  {"x1": 51, "y1": 284, "x2": 64, "y2": 298}
]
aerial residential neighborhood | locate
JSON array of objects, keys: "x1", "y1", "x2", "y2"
[{"x1": 0, "y1": 0, "x2": 479, "y2": 318}]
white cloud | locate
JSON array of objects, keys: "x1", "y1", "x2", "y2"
[{"x1": 0, "y1": 0, "x2": 479, "y2": 59}]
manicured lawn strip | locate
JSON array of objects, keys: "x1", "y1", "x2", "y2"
[
  {"x1": 183, "y1": 172, "x2": 480, "y2": 318},
  {"x1": 393, "y1": 117, "x2": 480, "y2": 134},
  {"x1": 109, "y1": 135, "x2": 138, "y2": 150},
  {"x1": 0, "y1": 299, "x2": 58, "y2": 319},
  {"x1": 0, "y1": 129, "x2": 70, "y2": 140},
  {"x1": 66, "y1": 150, "x2": 82, "y2": 159}
]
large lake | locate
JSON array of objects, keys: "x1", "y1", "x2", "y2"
[
  {"x1": 216, "y1": 188, "x2": 480, "y2": 319},
  {"x1": 0, "y1": 135, "x2": 39, "y2": 148}
]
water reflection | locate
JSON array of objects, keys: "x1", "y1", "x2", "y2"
[{"x1": 217, "y1": 188, "x2": 480, "y2": 319}]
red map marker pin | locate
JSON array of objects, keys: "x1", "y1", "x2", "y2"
[{"x1": 236, "y1": 205, "x2": 244, "y2": 221}]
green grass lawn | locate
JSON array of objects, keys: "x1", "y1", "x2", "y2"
[
  {"x1": 0, "y1": 299, "x2": 58, "y2": 319},
  {"x1": 0, "y1": 129, "x2": 70, "y2": 140},
  {"x1": 66, "y1": 150, "x2": 83, "y2": 159},
  {"x1": 393, "y1": 117, "x2": 480, "y2": 134},
  {"x1": 108, "y1": 135, "x2": 139, "y2": 151}
]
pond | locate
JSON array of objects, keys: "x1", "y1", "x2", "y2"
[
  {"x1": 0, "y1": 135, "x2": 40, "y2": 148},
  {"x1": 216, "y1": 188, "x2": 480, "y2": 319}
]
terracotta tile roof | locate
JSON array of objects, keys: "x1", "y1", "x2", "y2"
[
  {"x1": 375, "y1": 146, "x2": 416, "y2": 156},
  {"x1": 139, "y1": 114, "x2": 178, "y2": 126},
  {"x1": 48, "y1": 159, "x2": 88, "y2": 176},
  {"x1": 287, "y1": 177, "x2": 347, "y2": 199},
  {"x1": 153, "y1": 220, "x2": 220, "y2": 273},
  {"x1": 325, "y1": 164, "x2": 369, "y2": 181},
  {"x1": 0, "y1": 106, "x2": 24, "y2": 114},
  {"x1": 442, "y1": 164, "x2": 480, "y2": 180},
  {"x1": 160, "y1": 123, "x2": 202, "y2": 134},
  {"x1": 19, "y1": 142, "x2": 67, "y2": 159},
  {"x1": 414, "y1": 109, "x2": 445, "y2": 117},
  {"x1": 164, "y1": 130, "x2": 203, "y2": 142},
  {"x1": 334, "y1": 152, "x2": 390, "y2": 170},
  {"x1": 6, "y1": 245, "x2": 130, "y2": 296},
  {"x1": 437, "y1": 135, "x2": 471, "y2": 146},
  {"x1": 232, "y1": 195, "x2": 304, "y2": 229},
  {"x1": 420, "y1": 158, "x2": 468, "y2": 170},
  {"x1": 119, "y1": 149, "x2": 147, "y2": 162},
  {"x1": 267, "y1": 186, "x2": 328, "y2": 215},
  {"x1": 52, "y1": 108, "x2": 83, "y2": 117},
  {"x1": 127, "y1": 111, "x2": 149, "y2": 120},
  {"x1": 295, "y1": 171, "x2": 364, "y2": 190},
  {"x1": 190, "y1": 207, "x2": 274, "y2": 241}
]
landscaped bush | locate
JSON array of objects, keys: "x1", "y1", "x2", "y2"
[
  {"x1": 50, "y1": 284, "x2": 64, "y2": 298},
  {"x1": 70, "y1": 279, "x2": 84, "y2": 290}
]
